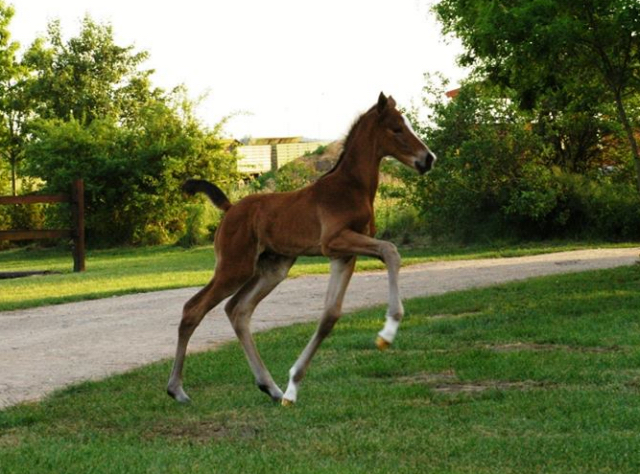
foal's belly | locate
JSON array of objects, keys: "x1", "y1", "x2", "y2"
[
  {"x1": 264, "y1": 238, "x2": 323, "y2": 258},
  {"x1": 257, "y1": 206, "x2": 324, "y2": 257}
]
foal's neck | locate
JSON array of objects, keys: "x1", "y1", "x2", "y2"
[{"x1": 334, "y1": 119, "x2": 383, "y2": 200}]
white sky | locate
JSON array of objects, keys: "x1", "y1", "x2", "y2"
[{"x1": 10, "y1": 0, "x2": 466, "y2": 140}]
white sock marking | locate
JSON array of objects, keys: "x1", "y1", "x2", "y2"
[{"x1": 378, "y1": 317, "x2": 400, "y2": 343}]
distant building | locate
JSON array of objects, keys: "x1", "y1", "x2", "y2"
[{"x1": 236, "y1": 137, "x2": 330, "y2": 174}]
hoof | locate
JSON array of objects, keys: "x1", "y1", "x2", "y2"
[
  {"x1": 375, "y1": 336, "x2": 391, "y2": 351},
  {"x1": 281, "y1": 398, "x2": 295, "y2": 407},
  {"x1": 258, "y1": 383, "x2": 283, "y2": 403},
  {"x1": 167, "y1": 386, "x2": 192, "y2": 404}
]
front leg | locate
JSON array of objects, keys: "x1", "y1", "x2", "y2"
[
  {"x1": 282, "y1": 257, "x2": 356, "y2": 405},
  {"x1": 323, "y1": 230, "x2": 404, "y2": 350}
]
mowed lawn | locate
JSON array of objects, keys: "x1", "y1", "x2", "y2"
[
  {"x1": 0, "y1": 241, "x2": 635, "y2": 311},
  {"x1": 1, "y1": 264, "x2": 640, "y2": 473}
]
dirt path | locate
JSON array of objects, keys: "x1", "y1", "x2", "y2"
[{"x1": 1, "y1": 247, "x2": 638, "y2": 409}]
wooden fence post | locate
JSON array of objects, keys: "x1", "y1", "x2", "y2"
[
  {"x1": 71, "y1": 179, "x2": 85, "y2": 272},
  {"x1": 0, "y1": 179, "x2": 86, "y2": 273}
]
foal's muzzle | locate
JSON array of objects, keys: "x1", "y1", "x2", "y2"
[{"x1": 416, "y1": 150, "x2": 437, "y2": 175}]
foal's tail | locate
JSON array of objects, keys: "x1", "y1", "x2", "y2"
[{"x1": 182, "y1": 179, "x2": 232, "y2": 212}]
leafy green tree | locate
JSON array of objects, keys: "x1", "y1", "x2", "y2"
[
  {"x1": 399, "y1": 75, "x2": 640, "y2": 241},
  {"x1": 435, "y1": 0, "x2": 640, "y2": 193},
  {"x1": 25, "y1": 96, "x2": 237, "y2": 245},
  {"x1": 0, "y1": 1, "x2": 30, "y2": 195},
  {"x1": 403, "y1": 80, "x2": 559, "y2": 240},
  {"x1": 22, "y1": 16, "x2": 153, "y2": 124},
  {"x1": 21, "y1": 17, "x2": 237, "y2": 245}
]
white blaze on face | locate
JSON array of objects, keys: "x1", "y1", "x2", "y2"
[
  {"x1": 402, "y1": 114, "x2": 437, "y2": 164},
  {"x1": 402, "y1": 114, "x2": 421, "y2": 142}
]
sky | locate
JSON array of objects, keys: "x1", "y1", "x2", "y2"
[{"x1": 10, "y1": 0, "x2": 467, "y2": 140}]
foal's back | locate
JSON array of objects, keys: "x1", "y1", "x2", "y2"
[{"x1": 215, "y1": 171, "x2": 370, "y2": 259}]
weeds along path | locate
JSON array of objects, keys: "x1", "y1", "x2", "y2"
[{"x1": 1, "y1": 247, "x2": 638, "y2": 409}]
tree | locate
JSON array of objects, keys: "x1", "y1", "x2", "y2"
[
  {"x1": 0, "y1": 1, "x2": 29, "y2": 195},
  {"x1": 396, "y1": 75, "x2": 640, "y2": 242},
  {"x1": 21, "y1": 17, "x2": 237, "y2": 245},
  {"x1": 22, "y1": 16, "x2": 153, "y2": 124},
  {"x1": 435, "y1": 0, "x2": 640, "y2": 193},
  {"x1": 24, "y1": 92, "x2": 237, "y2": 245},
  {"x1": 401, "y1": 78, "x2": 561, "y2": 241}
]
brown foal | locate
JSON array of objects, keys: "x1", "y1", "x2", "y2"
[{"x1": 167, "y1": 92, "x2": 436, "y2": 405}]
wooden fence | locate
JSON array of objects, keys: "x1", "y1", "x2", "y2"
[{"x1": 0, "y1": 179, "x2": 85, "y2": 272}]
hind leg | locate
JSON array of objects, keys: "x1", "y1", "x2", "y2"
[
  {"x1": 225, "y1": 254, "x2": 296, "y2": 402},
  {"x1": 167, "y1": 260, "x2": 254, "y2": 403}
]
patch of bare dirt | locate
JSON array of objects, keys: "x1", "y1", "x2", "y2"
[
  {"x1": 430, "y1": 311, "x2": 483, "y2": 319},
  {"x1": 486, "y1": 342, "x2": 621, "y2": 353},
  {"x1": 397, "y1": 370, "x2": 546, "y2": 394},
  {"x1": 148, "y1": 420, "x2": 259, "y2": 443},
  {"x1": 0, "y1": 429, "x2": 25, "y2": 448},
  {"x1": 432, "y1": 380, "x2": 545, "y2": 394}
]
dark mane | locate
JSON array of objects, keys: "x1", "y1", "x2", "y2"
[{"x1": 321, "y1": 105, "x2": 377, "y2": 178}]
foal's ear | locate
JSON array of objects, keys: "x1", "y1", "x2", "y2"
[
  {"x1": 377, "y1": 92, "x2": 388, "y2": 114},
  {"x1": 387, "y1": 95, "x2": 397, "y2": 108}
]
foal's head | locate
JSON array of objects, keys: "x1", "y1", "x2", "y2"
[{"x1": 375, "y1": 92, "x2": 436, "y2": 174}]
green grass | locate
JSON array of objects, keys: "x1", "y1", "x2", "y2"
[
  {"x1": 2, "y1": 265, "x2": 640, "y2": 473},
  {"x1": 0, "y1": 241, "x2": 637, "y2": 311}
]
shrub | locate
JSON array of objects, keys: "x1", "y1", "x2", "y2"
[
  {"x1": 24, "y1": 111, "x2": 237, "y2": 246},
  {"x1": 400, "y1": 80, "x2": 640, "y2": 242},
  {"x1": 551, "y1": 172, "x2": 640, "y2": 240}
]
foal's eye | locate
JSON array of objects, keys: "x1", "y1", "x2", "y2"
[{"x1": 392, "y1": 127, "x2": 403, "y2": 134}]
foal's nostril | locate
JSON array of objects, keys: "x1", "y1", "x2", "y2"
[{"x1": 415, "y1": 149, "x2": 436, "y2": 175}]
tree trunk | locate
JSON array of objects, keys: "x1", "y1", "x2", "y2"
[
  {"x1": 613, "y1": 91, "x2": 640, "y2": 197},
  {"x1": 10, "y1": 159, "x2": 16, "y2": 196}
]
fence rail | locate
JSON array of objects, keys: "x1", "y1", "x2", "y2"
[{"x1": 0, "y1": 179, "x2": 85, "y2": 272}]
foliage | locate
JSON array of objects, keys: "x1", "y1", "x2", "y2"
[
  {"x1": 14, "y1": 17, "x2": 237, "y2": 246},
  {"x1": 551, "y1": 172, "x2": 640, "y2": 239},
  {"x1": 403, "y1": 81, "x2": 552, "y2": 240},
  {"x1": 24, "y1": 102, "x2": 236, "y2": 245},
  {"x1": 434, "y1": 0, "x2": 640, "y2": 192},
  {"x1": 22, "y1": 16, "x2": 153, "y2": 124},
  {"x1": 303, "y1": 144, "x2": 328, "y2": 157},
  {"x1": 175, "y1": 202, "x2": 219, "y2": 248},
  {"x1": 251, "y1": 161, "x2": 318, "y2": 193},
  {"x1": 403, "y1": 79, "x2": 640, "y2": 241},
  {"x1": 0, "y1": 1, "x2": 30, "y2": 196}
]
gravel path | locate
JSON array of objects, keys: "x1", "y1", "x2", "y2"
[{"x1": 1, "y1": 247, "x2": 638, "y2": 409}]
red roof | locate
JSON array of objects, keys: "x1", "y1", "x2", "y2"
[{"x1": 445, "y1": 88, "x2": 460, "y2": 99}]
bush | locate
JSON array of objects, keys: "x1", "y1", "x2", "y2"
[
  {"x1": 550, "y1": 173, "x2": 640, "y2": 240},
  {"x1": 24, "y1": 110, "x2": 237, "y2": 246},
  {"x1": 175, "y1": 201, "x2": 221, "y2": 247},
  {"x1": 400, "y1": 80, "x2": 640, "y2": 242},
  {"x1": 404, "y1": 102, "x2": 556, "y2": 240}
]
